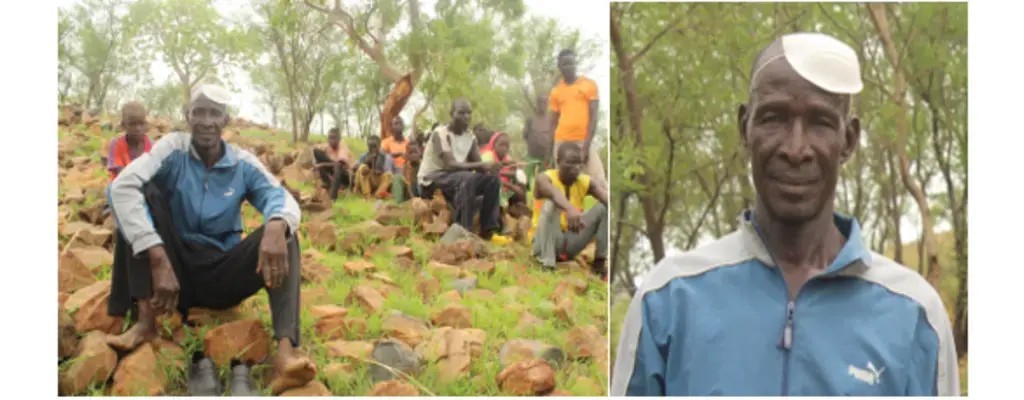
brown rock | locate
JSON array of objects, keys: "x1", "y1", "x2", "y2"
[
  {"x1": 461, "y1": 259, "x2": 495, "y2": 276},
  {"x1": 413, "y1": 328, "x2": 474, "y2": 383},
  {"x1": 437, "y1": 290, "x2": 462, "y2": 304},
  {"x1": 437, "y1": 351, "x2": 472, "y2": 383},
  {"x1": 302, "y1": 248, "x2": 325, "y2": 262},
  {"x1": 71, "y1": 281, "x2": 123, "y2": 334},
  {"x1": 565, "y1": 326, "x2": 607, "y2": 360},
  {"x1": 187, "y1": 307, "x2": 244, "y2": 326},
  {"x1": 375, "y1": 204, "x2": 413, "y2": 225},
  {"x1": 301, "y1": 261, "x2": 333, "y2": 283},
  {"x1": 305, "y1": 221, "x2": 337, "y2": 249},
  {"x1": 68, "y1": 246, "x2": 114, "y2": 272},
  {"x1": 302, "y1": 287, "x2": 330, "y2": 308},
  {"x1": 431, "y1": 303, "x2": 472, "y2": 329},
  {"x1": 368, "y1": 273, "x2": 397, "y2": 286},
  {"x1": 59, "y1": 331, "x2": 118, "y2": 395},
  {"x1": 554, "y1": 298, "x2": 574, "y2": 324},
  {"x1": 411, "y1": 197, "x2": 432, "y2": 226},
  {"x1": 365, "y1": 225, "x2": 411, "y2": 242},
  {"x1": 368, "y1": 380, "x2": 419, "y2": 396},
  {"x1": 464, "y1": 328, "x2": 487, "y2": 358},
  {"x1": 78, "y1": 227, "x2": 114, "y2": 247},
  {"x1": 364, "y1": 245, "x2": 414, "y2": 260},
  {"x1": 499, "y1": 339, "x2": 564, "y2": 369},
  {"x1": 203, "y1": 319, "x2": 272, "y2": 366},
  {"x1": 416, "y1": 277, "x2": 441, "y2": 302},
  {"x1": 58, "y1": 305, "x2": 78, "y2": 359},
  {"x1": 548, "y1": 389, "x2": 574, "y2": 396},
  {"x1": 382, "y1": 312, "x2": 430, "y2": 348},
  {"x1": 429, "y1": 241, "x2": 478, "y2": 265},
  {"x1": 310, "y1": 305, "x2": 348, "y2": 320},
  {"x1": 322, "y1": 362, "x2": 355, "y2": 379},
  {"x1": 344, "y1": 260, "x2": 376, "y2": 276},
  {"x1": 517, "y1": 274, "x2": 543, "y2": 288},
  {"x1": 426, "y1": 261, "x2": 462, "y2": 279},
  {"x1": 59, "y1": 221, "x2": 96, "y2": 237},
  {"x1": 111, "y1": 343, "x2": 166, "y2": 395},
  {"x1": 280, "y1": 379, "x2": 331, "y2": 396},
  {"x1": 348, "y1": 286, "x2": 385, "y2": 313},
  {"x1": 516, "y1": 311, "x2": 544, "y2": 334},
  {"x1": 496, "y1": 359, "x2": 557, "y2": 396},
  {"x1": 338, "y1": 231, "x2": 366, "y2": 254},
  {"x1": 315, "y1": 316, "x2": 368, "y2": 340},
  {"x1": 58, "y1": 252, "x2": 96, "y2": 293},
  {"x1": 566, "y1": 276, "x2": 589, "y2": 295},
  {"x1": 325, "y1": 340, "x2": 373, "y2": 359},
  {"x1": 422, "y1": 218, "x2": 449, "y2": 236}
]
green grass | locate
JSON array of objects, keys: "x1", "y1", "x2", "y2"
[{"x1": 59, "y1": 123, "x2": 609, "y2": 396}]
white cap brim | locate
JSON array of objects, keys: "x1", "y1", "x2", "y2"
[
  {"x1": 190, "y1": 84, "x2": 232, "y2": 106},
  {"x1": 781, "y1": 32, "x2": 863, "y2": 94}
]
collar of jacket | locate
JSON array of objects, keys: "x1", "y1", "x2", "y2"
[{"x1": 738, "y1": 209, "x2": 873, "y2": 277}]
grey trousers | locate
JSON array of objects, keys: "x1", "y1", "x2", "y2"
[
  {"x1": 531, "y1": 200, "x2": 608, "y2": 267},
  {"x1": 108, "y1": 185, "x2": 302, "y2": 347}
]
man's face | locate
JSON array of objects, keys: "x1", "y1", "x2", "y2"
[
  {"x1": 739, "y1": 59, "x2": 859, "y2": 225},
  {"x1": 328, "y1": 132, "x2": 340, "y2": 148},
  {"x1": 557, "y1": 146, "x2": 584, "y2": 183},
  {"x1": 391, "y1": 117, "x2": 405, "y2": 137},
  {"x1": 367, "y1": 138, "x2": 381, "y2": 155},
  {"x1": 451, "y1": 101, "x2": 473, "y2": 132},
  {"x1": 558, "y1": 54, "x2": 577, "y2": 80},
  {"x1": 536, "y1": 95, "x2": 547, "y2": 114},
  {"x1": 187, "y1": 98, "x2": 228, "y2": 151},
  {"x1": 121, "y1": 111, "x2": 149, "y2": 140}
]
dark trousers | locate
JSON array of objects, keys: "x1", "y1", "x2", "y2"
[
  {"x1": 107, "y1": 185, "x2": 302, "y2": 346},
  {"x1": 313, "y1": 148, "x2": 350, "y2": 199},
  {"x1": 423, "y1": 170, "x2": 501, "y2": 237}
]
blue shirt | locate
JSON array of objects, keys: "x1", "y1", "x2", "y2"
[
  {"x1": 107, "y1": 132, "x2": 300, "y2": 255},
  {"x1": 611, "y1": 211, "x2": 959, "y2": 396}
]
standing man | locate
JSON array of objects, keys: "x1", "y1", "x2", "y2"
[
  {"x1": 549, "y1": 49, "x2": 606, "y2": 190},
  {"x1": 612, "y1": 33, "x2": 958, "y2": 396},
  {"x1": 105, "y1": 84, "x2": 315, "y2": 395},
  {"x1": 418, "y1": 98, "x2": 515, "y2": 245},
  {"x1": 523, "y1": 94, "x2": 552, "y2": 190}
]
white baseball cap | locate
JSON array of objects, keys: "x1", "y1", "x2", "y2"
[{"x1": 753, "y1": 32, "x2": 863, "y2": 95}]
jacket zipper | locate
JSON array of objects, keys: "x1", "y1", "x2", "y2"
[
  {"x1": 751, "y1": 219, "x2": 799, "y2": 396},
  {"x1": 199, "y1": 166, "x2": 210, "y2": 234}
]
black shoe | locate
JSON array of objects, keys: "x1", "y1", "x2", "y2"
[
  {"x1": 188, "y1": 352, "x2": 222, "y2": 396},
  {"x1": 228, "y1": 360, "x2": 257, "y2": 396}
]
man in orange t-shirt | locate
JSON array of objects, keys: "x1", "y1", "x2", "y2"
[
  {"x1": 548, "y1": 48, "x2": 606, "y2": 190},
  {"x1": 381, "y1": 116, "x2": 410, "y2": 170}
]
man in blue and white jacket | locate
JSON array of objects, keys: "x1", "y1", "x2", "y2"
[
  {"x1": 104, "y1": 84, "x2": 313, "y2": 395},
  {"x1": 611, "y1": 33, "x2": 959, "y2": 396}
]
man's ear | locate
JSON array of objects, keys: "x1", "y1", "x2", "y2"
[
  {"x1": 841, "y1": 116, "x2": 861, "y2": 164},
  {"x1": 737, "y1": 103, "x2": 751, "y2": 149}
]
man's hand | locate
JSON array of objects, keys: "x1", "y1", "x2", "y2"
[
  {"x1": 566, "y1": 208, "x2": 585, "y2": 233},
  {"x1": 148, "y1": 246, "x2": 180, "y2": 314},
  {"x1": 258, "y1": 219, "x2": 289, "y2": 288},
  {"x1": 482, "y1": 161, "x2": 502, "y2": 174}
]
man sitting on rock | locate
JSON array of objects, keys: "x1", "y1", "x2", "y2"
[
  {"x1": 354, "y1": 135, "x2": 399, "y2": 199},
  {"x1": 529, "y1": 142, "x2": 608, "y2": 277},
  {"x1": 107, "y1": 101, "x2": 153, "y2": 180},
  {"x1": 312, "y1": 127, "x2": 353, "y2": 200},
  {"x1": 105, "y1": 84, "x2": 314, "y2": 395},
  {"x1": 419, "y1": 98, "x2": 516, "y2": 245}
]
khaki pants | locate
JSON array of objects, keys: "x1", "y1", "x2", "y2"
[
  {"x1": 355, "y1": 165, "x2": 393, "y2": 198},
  {"x1": 554, "y1": 140, "x2": 606, "y2": 189}
]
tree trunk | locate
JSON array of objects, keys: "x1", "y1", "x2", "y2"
[
  {"x1": 886, "y1": 152, "x2": 903, "y2": 264},
  {"x1": 868, "y1": 4, "x2": 942, "y2": 290}
]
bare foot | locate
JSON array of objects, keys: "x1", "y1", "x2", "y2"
[
  {"x1": 269, "y1": 354, "x2": 317, "y2": 395},
  {"x1": 107, "y1": 321, "x2": 158, "y2": 352}
]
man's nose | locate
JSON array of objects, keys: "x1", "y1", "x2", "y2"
[{"x1": 778, "y1": 119, "x2": 813, "y2": 165}]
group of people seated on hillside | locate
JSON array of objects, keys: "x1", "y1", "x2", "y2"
[{"x1": 91, "y1": 49, "x2": 606, "y2": 395}]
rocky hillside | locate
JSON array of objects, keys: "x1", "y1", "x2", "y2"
[{"x1": 57, "y1": 112, "x2": 609, "y2": 396}]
